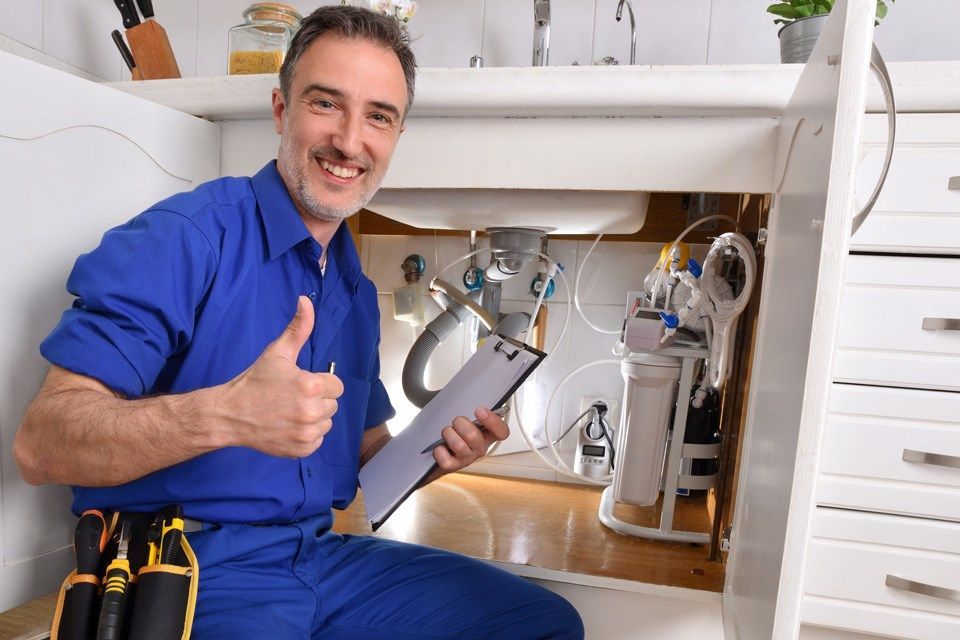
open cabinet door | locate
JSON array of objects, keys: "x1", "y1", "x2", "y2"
[
  {"x1": 722, "y1": 1, "x2": 877, "y2": 638},
  {"x1": 0, "y1": 52, "x2": 219, "y2": 610}
]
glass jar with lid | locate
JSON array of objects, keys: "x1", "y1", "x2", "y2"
[{"x1": 228, "y1": 3, "x2": 303, "y2": 75}]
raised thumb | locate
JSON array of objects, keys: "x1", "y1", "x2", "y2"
[{"x1": 269, "y1": 296, "x2": 314, "y2": 361}]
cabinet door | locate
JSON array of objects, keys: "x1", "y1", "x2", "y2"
[
  {"x1": 722, "y1": 1, "x2": 878, "y2": 638},
  {"x1": 0, "y1": 51, "x2": 219, "y2": 610}
]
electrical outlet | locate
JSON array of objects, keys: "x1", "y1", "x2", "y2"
[{"x1": 578, "y1": 396, "x2": 619, "y2": 432}]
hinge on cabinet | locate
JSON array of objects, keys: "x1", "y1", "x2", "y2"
[
  {"x1": 720, "y1": 525, "x2": 732, "y2": 552},
  {"x1": 756, "y1": 228, "x2": 768, "y2": 247}
]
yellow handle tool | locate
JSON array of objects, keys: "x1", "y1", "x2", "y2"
[{"x1": 96, "y1": 521, "x2": 131, "y2": 640}]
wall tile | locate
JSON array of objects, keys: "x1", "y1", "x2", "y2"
[
  {"x1": 575, "y1": 240, "x2": 658, "y2": 306},
  {"x1": 44, "y1": 0, "x2": 127, "y2": 80},
  {"x1": 482, "y1": 0, "x2": 596, "y2": 67},
  {"x1": 407, "y1": 0, "x2": 485, "y2": 68},
  {"x1": 873, "y1": 0, "x2": 960, "y2": 62},
  {"x1": 157, "y1": 0, "x2": 201, "y2": 78},
  {"x1": 0, "y1": 0, "x2": 43, "y2": 50},
  {"x1": 706, "y1": 0, "x2": 780, "y2": 64},
  {"x1": 195, "y1": 0, "x2": 260, "y2": 77},
  {"x1": 592, "y1": 0, "x2": 712, "y2": 66}
]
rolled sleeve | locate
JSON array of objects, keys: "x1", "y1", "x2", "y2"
[
  {"x1": 40, "y1": 210, "x2": 217, "y2": 397},
  {"x1": 364, "y1": 378, "x2": 395, "y2": 429}
]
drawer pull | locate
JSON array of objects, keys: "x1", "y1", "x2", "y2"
[
  {"x1": 886, "y1": 575, "x2": 960, "y2": 603},
  {"x1": 903, "y1": 448, "x2": 960, "y2": 469},
  {"x1": 922, "y1": 317, "x2": 960, "y2": 331},
  {"x1": 949, "y1": 176, "x2": 960, "y2": 190}
]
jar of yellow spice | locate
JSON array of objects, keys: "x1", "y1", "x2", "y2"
[{"x1": 228, "y1": 3, "x2": 303, "y2": 75}]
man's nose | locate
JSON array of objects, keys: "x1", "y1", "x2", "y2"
[{"x1": 331, "y1": 113, "x2": 363, "y2": 160}]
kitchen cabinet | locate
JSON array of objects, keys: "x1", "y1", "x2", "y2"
[
  {"x1": 0, "y1": 1, "x2": 934, "y2": 637},
  {"x1": 799, "y1": 113, "x2": 960, "y2": 638}
]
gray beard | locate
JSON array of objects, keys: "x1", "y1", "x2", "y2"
[{"x1": 279, "y1": 143, "x2": 380, "y2": 222}]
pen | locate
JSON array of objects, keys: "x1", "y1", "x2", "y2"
[
  {"x1": 420, "y1": 407, "x2": 509, "y2": 454},
  {"x1": 327, "y1": 361, "x2": 336, "y2": 374}
]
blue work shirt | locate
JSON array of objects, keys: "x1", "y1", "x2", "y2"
[{"x1": 40, "y1": 160, "x2": 394, "y2": 524}]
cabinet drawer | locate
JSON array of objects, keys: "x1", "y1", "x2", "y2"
[
  {"x1": 819, "y1": 385, "x2": 960, "y2": 521},
  {"x1": 803, "y1": 509, "x2": 960, "y2": 639},
  {"x1": 833, "y1": 255, "x2": 960, "y2": 392},
  {"x1": 852, "y1": 114, "x2": 960, "y2": 255}
]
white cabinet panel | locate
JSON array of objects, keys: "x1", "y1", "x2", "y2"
[
  {"x1": 0, "y1": 51, "x2": 219, "y2": 611},
  {"x1": 803, "y1": 509, "x2": 960, "y2": 639},
  {"x1": 834, "y1": 255, "x2": 960, "y2": 392},
  {"x1": 820, "y1": 385, "x2": 960, "y2": 522},
  {"x1": 852, "y1": 114, "x2": 960, "y2": 255},
  {"x1": 724, "y1": 1, "x2": 877, "y2": 637}
]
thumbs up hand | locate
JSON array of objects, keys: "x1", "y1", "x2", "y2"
[{"x1": 215, "y1": 296, "x2": 344, "y2": 458}]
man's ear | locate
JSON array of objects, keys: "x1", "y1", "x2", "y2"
[{"x1": 271, "y1": 88, "x2": 286, "y2": 135}]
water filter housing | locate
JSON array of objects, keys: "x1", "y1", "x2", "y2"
[{"x1": 612, "y1": 353, "x2": 682, "y2": 507}]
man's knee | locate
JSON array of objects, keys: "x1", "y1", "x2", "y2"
[{"x1": 537, "y1": 588, "x2": 585, "y2": 640}]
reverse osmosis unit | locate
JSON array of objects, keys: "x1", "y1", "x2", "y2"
[{"x1": 399, "y1": 217, "x2": 756, "y2": 544}]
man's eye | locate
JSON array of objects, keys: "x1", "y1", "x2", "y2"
[
  {"x1": 314, "y1": 100, "x2": 333, "y2": 109},
  {"x1": 371, "y1": 113, "x2": 391, "y2": 124}
]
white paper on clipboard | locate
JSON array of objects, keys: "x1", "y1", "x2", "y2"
[{"x1": 358, "y1": 334, "x2": 546, "y2": 530}]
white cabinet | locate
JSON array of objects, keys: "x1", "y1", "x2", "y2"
[{"x1": 801, "y1": 112, "x2": 960, "y2": 638}]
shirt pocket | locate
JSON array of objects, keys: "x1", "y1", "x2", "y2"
[{"x1": 320, "y1": 374, "x2": 371, "y2": 469}]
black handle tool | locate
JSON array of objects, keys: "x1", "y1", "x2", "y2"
[
  {"x1": 96, "y1": 521, "x2": 131, "y2": 640},
  {"x1": 113, "y1": 0, "x2": 141, "y2": 29},
  {"x1": 110, "y1": 30, "x2": 136, "y2": 72},
  {"x1": 135, "y1": 0, "x2": 154, "y2": 19}
]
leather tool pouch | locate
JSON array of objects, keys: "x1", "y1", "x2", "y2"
[{"x1": 50, "y1": 510, "x2": 199, "y2": 640}]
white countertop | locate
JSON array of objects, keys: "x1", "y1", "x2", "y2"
[{"x1": 105, "y1": 62, "x2": 960, "y2": 121}]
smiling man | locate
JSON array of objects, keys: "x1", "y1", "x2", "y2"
[{"x1": 13, "y1": 6, "x2": 583, "y2": 640}]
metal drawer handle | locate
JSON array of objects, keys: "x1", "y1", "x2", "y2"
[
  {"x1": 950, "y1": 176, "x2": 960, "y2": 190},
  {"x1": 886, "y1": 575, "x2": 960, "y2": 603},
  {"x1": 922, "y1": 317, "x2": 960, "y2": 331},
  {"x1": 903, "y1": 449, "x2": 960, "y2": 469}
]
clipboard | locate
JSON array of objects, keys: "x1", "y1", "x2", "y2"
[{"x1": 358, "y1": 334, "x2": 547, "y2": 530}]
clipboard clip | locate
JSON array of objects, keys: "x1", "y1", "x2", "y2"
[{"x1": 494, "y1": 339, "x2": 520, "y2": 361}]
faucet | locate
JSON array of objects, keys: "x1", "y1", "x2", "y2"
[
  {"x1": 616, "y1": 0, "x2": 636, "y2": 65},
  {"x1": 533, "y1": 0, "x2": 550, "y2": 66}
]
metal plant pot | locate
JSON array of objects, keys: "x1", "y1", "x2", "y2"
[{"x1": 778, "y1": 14, "x2": 828, "y2": 63}]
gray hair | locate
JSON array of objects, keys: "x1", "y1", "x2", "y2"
[{"x1": 279, "y1": 5, "x2": 417, "y2": 117}]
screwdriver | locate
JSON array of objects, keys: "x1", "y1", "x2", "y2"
[
  {"x1": 158, "y1": 504, "x2": 185, "y2": 564},
  {"x1": 96, "y1": 521, "x2": 131, "y2": 640},
  {"x1": 74, "y1": 509, "x2": 108, "y2": 574},
  {"x1": 72, "y1": 510, "x2": 108, "y2": 638}
]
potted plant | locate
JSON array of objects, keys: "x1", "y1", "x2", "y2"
[{"x1": 769, "y1": 0, "x2": 894, "y2": 63}]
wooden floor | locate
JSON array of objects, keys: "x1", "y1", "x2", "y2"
[{"x1": 333, "y1": 472, "x2": 724, "y2": 592}]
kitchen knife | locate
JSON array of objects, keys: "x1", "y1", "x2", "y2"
[
  {"x1": 135, "y1": 0, "x2": 154, "y2": 19},
  {"x1": 113, "y1": 0, "x2": 141, "y2": 29},
  {"x1": 110, "y1": 30, "x2": 136, "y2": 72}
]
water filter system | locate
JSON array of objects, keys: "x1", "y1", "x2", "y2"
[{"x1": 399, "y1": 218, "x2": 756, "y2": 544}]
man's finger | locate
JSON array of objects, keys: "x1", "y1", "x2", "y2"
[
  {"x1": 451, "y1": 416, "x2": 486, "y2": 452},
  {"x1": 266, "y1": 296, "x2": 315, "y2": 362},
  {"x1": 442, "y1": 425, "x2": 473, "y2": 458},
  {"x1": 474, "y1": 407, "x2": 509, "y2": 442}
]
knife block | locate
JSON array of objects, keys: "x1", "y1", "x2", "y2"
[{"x1": 126, "y1": 20, "x2": 180, "y2": 80}]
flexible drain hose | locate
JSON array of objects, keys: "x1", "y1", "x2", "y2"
[{"x1": 403, "y1": 308, "x2": 531, "y2": 408}]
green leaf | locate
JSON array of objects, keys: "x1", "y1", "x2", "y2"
[
  {"x1": 768, "y1": 4, "x2": 803, "y2": 18},
  {"x1": 876, "y1": 1, "x2": 888, "y2": 21}
]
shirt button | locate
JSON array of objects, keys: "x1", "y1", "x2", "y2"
[
  {"x1": 306, "y1": 467, "x2": 313, "y2": 477},
  {"x1": 308, "y1": 291, "x2": 317, "y2": 301}
]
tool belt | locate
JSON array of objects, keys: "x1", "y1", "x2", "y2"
[{"x1": 50, "y1": 507, "x2": 199, "y2": 640}]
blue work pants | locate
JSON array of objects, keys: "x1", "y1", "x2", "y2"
[{"x1": 186, "y1": 512, "x2": 585, "y2": 639}]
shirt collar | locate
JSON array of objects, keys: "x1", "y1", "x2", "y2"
[{"x1": 251, "y1": 160, "x2": 361, "y2": 287}]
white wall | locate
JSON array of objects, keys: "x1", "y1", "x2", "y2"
[
  {"x1": 360, "y1": 233, "x2": 709, "y2": 481},
  {"x1": 1, "y1": 0, "x2": 957, "y2": 82}
]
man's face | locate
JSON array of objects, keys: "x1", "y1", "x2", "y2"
[{"x1": 272, "y1": 34, "x2": 407, "y2": 223}]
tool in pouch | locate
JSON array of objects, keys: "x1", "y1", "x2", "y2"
[
  {"x1": 96, "y1": 521, "x2": 132, "y2": 640},
  {"x1": 50, "y1": 506, "x2": 200, "y2": 640}
]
